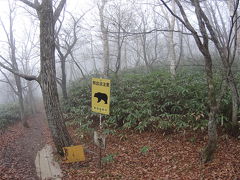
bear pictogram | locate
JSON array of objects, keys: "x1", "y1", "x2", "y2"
[{"x1": 94, "y1": 92, "x2": 108, "y2": 104}]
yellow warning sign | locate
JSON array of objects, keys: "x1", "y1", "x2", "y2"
[
  {"x1": 92, "y1": 78, "x2": 110, "y2": 115},
  {"x1": 63, "y1": 145, "x2": 85, "y2": 163}
]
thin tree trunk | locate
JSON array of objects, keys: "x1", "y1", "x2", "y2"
[
  {"x1": 90, "y1": 34, "x2": 98, "y2": 74},
  {"x1": 201, "y1": 54, "x2": 218, "y2": 163},
  {"x1": 205, "y1": 0, "x2": 239, "y2": 131},
  {"x1": 115, "y1": 25, "x2": 122, "y2": 75},
  {"x1": 199, "y1": 0, "x2": 239, "y2": 131},
  {"x1": 226, "y1": 69, "x2": 239, "y2": 135},
  {"x1": 27, "y1": 81, "x2": 36, "y2": 114},
  {"x1": 61, "y1": 57, "x2": 68, "y2": 100},
  {"x1": 161, "y1": 0, "x2": 219, "y2": 162},
  {"x1": 169, "y1": 0, "x2": 177, "y2": 78},
  {"x1": 189, "y1": 0, "x2": 218, "y2": 162},
  {"x1": 99, "y1": 0, "x2": 110, "y2": 77},
  {"x1": 142, "y1": 33, "x2": 151, "y2": 72},
  {"x1": 9, "y1": 12, "x2": 27, "y2": 126},
  {"x1": 124, "y1": 42, "x2": 128, "y2": 69},
  {"x1": 226, "y1": 0, "x2": 239, "y2": 131}
]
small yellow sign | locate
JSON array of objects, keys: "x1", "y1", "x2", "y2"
[
  {"x1": 63, "y1": 145, "x2": 85, "y2": 163},
  {"x1": 92, "y1": 78, "x2": 110, "y2": 115}
]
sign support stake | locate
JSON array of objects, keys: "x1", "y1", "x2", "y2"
[
  {"x1": 100, "y1": 114, "x2": 102, "y2": 129},
  {"x1": 99, "y1": 77, "x2": 102, "y2": 168},
  {"x1": 99, "y1": 114, "x2": 103, "y2": 168},
  {"x1": 99, "y1": 146, "x2": 102, "y2": 168}
]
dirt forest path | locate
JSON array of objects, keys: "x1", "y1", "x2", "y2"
[{"x1": 0, "y1": 113, "x2": 51, "y2": 179}]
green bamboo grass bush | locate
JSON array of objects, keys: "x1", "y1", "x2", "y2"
[
  {"x1": 0, "y1": 103, "x2": 20, "y2": 129},
  {"x1": 63, "y1": 68, "x2": 235, "y2": 133}
]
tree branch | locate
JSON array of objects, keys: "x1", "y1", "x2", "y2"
[
  {"x1": 0, "y1": 55, "x2": 13, "y2": 68},
  {"x1": 0, "y1": 61, "x2": 37, "y2": 81},
  {"x1": 53, "y1": 0, "x2": 66, "y2": 25},
  {"x1": 0, "y1": 69, "x2": 18, "y2": 95},
  {"x1": 108, "y1": 28, "x2": 208, "y2": 38},
  {"x1": 19, "y1": 0, "x2": 39, "y2": 9},
  {"x1": 160, "y1": 0, "x2": 204, "y2": 49}
]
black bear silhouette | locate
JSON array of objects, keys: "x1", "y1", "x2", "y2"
[{"x1": 94, "y1": 92, "x2": 108, "y2": 104}]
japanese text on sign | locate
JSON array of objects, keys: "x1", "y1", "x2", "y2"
[{"x1": 92, "y1": 78, "x2": 110, "y2": 115}]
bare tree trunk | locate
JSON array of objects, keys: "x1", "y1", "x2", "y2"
[
  {"x1": 13, "y1": 60, "x2": 27, "y2": 127},
  {"x1": 69, "y1": 52, "x2": 91, "y2": 89},
  {"x1": 55, "y1": 44, "x2": 68, "y2": 100},
  {"x1": 90, "y1": 34, "x2": 98, "y2": 74},
  {"x1": 61, "y1": 57, "x2": 68, "y2": 100},
  {"x1": 12, "y1": 55, "x2": 25, "y2": 124},
  {"x1": 169, "y1": 37, "x2": 176, "y2": 77},
  {"x1": 38, "y1": 0, "x2": 72, "y2": 155},
  {"x1": 16, "y1": 80, "x2": 25, "y2": 119},
  {"x1": 201, "y1": 54, "x2": 218, "y2": 163},
  {"x1": 2, "y1": 2, "x2": 74, "y2": 153},
  {"x1": 192, "y1": 0, "x2": 218, "y2": 163},
  {"x1": 142, "y1": 32, "x2": 151, "y2": 72},
  {"x1": 161, "y1": 0, "x2": 219, "y2": 162},
  {"x1": 161, "y1": 1, "x2": 177, "y2": 76},
  {"x1": 202, "y1": 0, "x2": 240, "y2": 133},
  {"x1": 169, "y1": 0, "x2": 177, "y2": 78},
  {"x1": 55, "y1": 13, "x2": 83, "y2": 100},
  {"x1": 27, "y1": 81, "x2": 36, "y2": 114},
  {"x1": 175, "y1": 22, "x2": 184, "y2": 70},
  {"x1": 204, "y1": 0, "x2": 239, "y2": 130},
  {"x1": 124, "y1": 42, "x2": 128, "y2": 69},
  {"x1": 226, "y1": 0, "x2": 240, "y2": 132},
  {"x1": 225, "y1": 68, "x2": 239, "y2": 134},
  {"x1": 115, "y1": 25, "x2": 122, "y2": 75},
  {"x1": 7, "y1": 6, "x2": 27, "y2": 126},
  {"x1": 99, "y1": 0, "x2": 110, "y2": 77}
]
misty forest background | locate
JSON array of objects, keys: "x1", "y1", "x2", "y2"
[{"x1": 0, "y1": 0, "x2": 240, "y2": 165}]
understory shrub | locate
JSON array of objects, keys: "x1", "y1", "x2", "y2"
[
  {"x1": 0, "y1": 103, "x2": 20, "y2": 130},
  {"x1": 63, "y1": 68, "x2": 235, "y2": 132}
]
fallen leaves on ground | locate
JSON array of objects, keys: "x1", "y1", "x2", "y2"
[
  {"x1": 0, "y1": 113, "x2": 50, "y2": 179},
  {"x1": 61, "y1": 128, "x2": 240, "y2": 179},
  {"x1": 0, "y1": 115, "x2": 239, "y2": 179}
]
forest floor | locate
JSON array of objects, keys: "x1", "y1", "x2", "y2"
[
  {"x1": 0, "y1": 114, "x2": 239, "y2": 179},
  {"x1": 0, "y1": 113, "x2": 51, "y2": 180},
  {"x1": 62, "y1": 127, "x2": 240, "y2": 179}
]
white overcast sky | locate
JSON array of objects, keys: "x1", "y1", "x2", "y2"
[{"x1": 0, "y1": 0, "x2": 95, "y2": 55}]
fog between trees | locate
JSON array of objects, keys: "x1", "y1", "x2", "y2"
[{"x1": 0, "y1": 0, "x2": 239, "y2": 161}]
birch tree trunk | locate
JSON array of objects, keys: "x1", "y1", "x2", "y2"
[
  {"x1": 169, "y1": 0, "x2": 177, "y2": 78},
  {"x1": 99, "y1": 0, "x2": 110, "y2": 77},
  {"x1": 142, "y1": 32, "x2": 151, "y2": 72}
]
